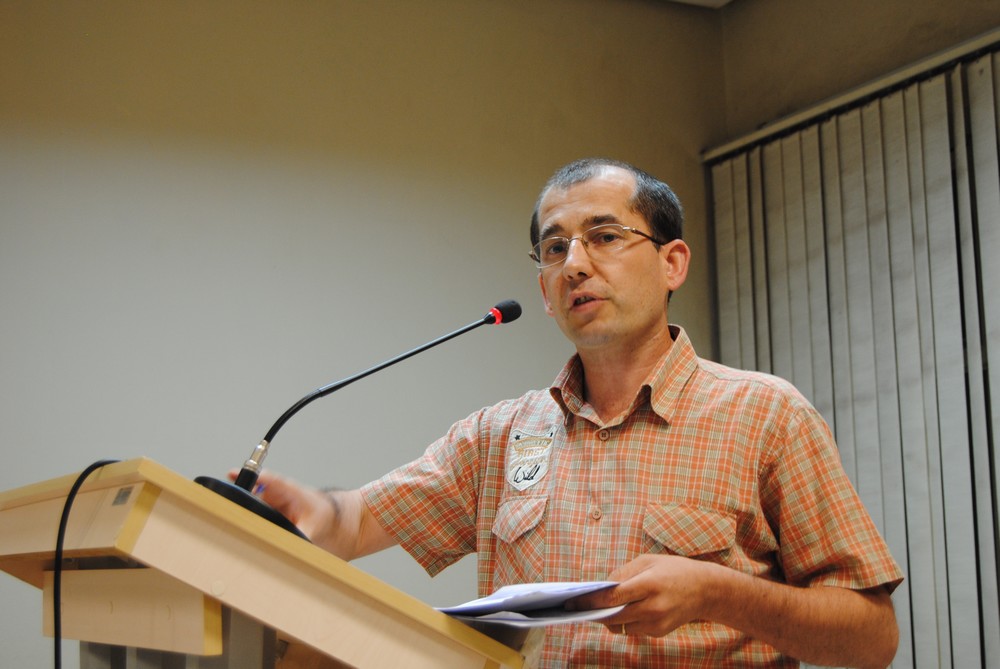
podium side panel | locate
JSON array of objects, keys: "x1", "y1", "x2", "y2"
[{"x1": 42, "y1": 568, "x2": 224, "y2": 655}]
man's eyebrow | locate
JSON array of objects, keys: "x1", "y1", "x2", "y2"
[
  {"x1": 540, "y1": 214, "x2": 620, "y2": 239},
  {"x1": 539, "y1": 223, "x2": 565, "y2": 239},
  {"x1": 586, "y1": 214, "x2": 619, "y2": 227}
]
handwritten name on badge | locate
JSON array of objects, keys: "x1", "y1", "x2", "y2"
[{"x1": 507, "y1": 430, "x2": 554, "y2": 491}]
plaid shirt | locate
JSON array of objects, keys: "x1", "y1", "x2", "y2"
[{"x1": 361, "y1": 326, "x2": 903, "y2": 668}]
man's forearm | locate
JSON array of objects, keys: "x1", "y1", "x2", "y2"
[
  {"x1": 577, "y1": 555, "x2": 899, "y2": 669},
  {"x1": 704, "y1": 564, "x2": 898, "y2": 669},
  {"x1": 320, "y1": 489, "x2": 397, "y2": 560}
]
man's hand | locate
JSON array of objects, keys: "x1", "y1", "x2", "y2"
[
  {"x1": 228, "y1": 470, "x2": 395, "y2": 560},
  {"x1": 568, "y1": 554, "x2": 899, "y2": 669},
  {"x1": 567, "y1": 554, "x2": 706, "y2": 637},
  {"x1": 231, "y1": 470, "x2": 335, "y2": 542}
]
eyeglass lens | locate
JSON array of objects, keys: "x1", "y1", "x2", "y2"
[{"x1": 534, "y1": 224, "x2": 630, "y2": 268}]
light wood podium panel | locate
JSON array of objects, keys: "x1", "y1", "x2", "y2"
[{"x1": 0, "y1": 458, "x2": 529, "y2": 669}]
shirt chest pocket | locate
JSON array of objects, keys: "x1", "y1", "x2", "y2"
[
  {"x1": 491, "y1": 497, "x2": 547, "y2": 585},
  {"x1": 643, "y1": 503, "x2": 735, "y2": 558}
]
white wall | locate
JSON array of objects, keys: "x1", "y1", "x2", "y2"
[
  {"x1": 0, "y1": 1, "x2": 724, "y2": 665},
  {"x1": 719, "y1": 0, "x2": 1000, "y2": 137}
]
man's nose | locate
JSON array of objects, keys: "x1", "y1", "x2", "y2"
[{"x1": 561, "y1": 237, "x2": 593, "y2": 275}]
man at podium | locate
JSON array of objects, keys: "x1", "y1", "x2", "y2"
[{"x1": 252, "y1": 158, "x2": 903, "y2": 668}]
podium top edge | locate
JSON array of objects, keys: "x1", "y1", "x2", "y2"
[{"x1": 0, "y1": 458, "x2": 172, "y2": 509}]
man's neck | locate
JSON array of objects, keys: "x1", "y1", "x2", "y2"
[{"x1": 577, "y1": 331, "x2": 674, "y2": 422}]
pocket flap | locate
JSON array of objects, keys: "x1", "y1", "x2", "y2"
[
  {"x1": 492, "y1": 497, "x2": 547, "y2": 543},
  {"x1": 643, "y1": 503, "x2": 734, "y2": 556}
]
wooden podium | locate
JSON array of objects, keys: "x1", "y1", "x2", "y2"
[{"x1": 0, "y1": 458, "x2": 533, "y2": 668}]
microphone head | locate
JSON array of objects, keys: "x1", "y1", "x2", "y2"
[{"x1": 487, "y1": 299, "x2": 522, "y2": 325}]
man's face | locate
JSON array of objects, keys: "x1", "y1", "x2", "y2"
[{"x1": 535, "y1": 167, "x2": 687, "y2": 354}]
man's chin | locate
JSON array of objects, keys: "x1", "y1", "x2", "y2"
[{"x1": 565, "y1": 326, "x2": 617, "y2": 350}]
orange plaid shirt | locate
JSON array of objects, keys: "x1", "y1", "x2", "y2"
[{"x1": 361, "y1": 326, "x2": 903, "y2": 667}]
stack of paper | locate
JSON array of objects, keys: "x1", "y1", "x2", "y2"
[{"x1": 436, "y1": 581, "x2": 624, "y2": 628}]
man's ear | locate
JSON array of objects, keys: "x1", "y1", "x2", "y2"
[
  {"x1": 538, "y1": 272, "x2": 555, "y2": 317},
  {"x1": 661, "y1": 239, "x2": 691, "y2": 293}
]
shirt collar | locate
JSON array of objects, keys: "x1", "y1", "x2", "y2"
[{"x1": 548, "y1": 325, "x2": 700, "y2": 425}]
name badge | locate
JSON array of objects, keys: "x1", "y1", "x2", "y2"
[{"x1": 506, "y1": 429, "x2": 554, "y2": 491}]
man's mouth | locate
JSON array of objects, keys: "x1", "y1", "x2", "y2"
[{"x1": 573, "y1": 295, "x2": 597, "y2": 306}]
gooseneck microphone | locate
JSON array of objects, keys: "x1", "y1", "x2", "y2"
[{"x1": 196, "y1": 300, "x2": 521, "y2": 537}]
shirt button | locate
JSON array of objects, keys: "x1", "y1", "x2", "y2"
[
  {"x1": 590, "y1": 507, "x2": 603, "y2": 520},
  {"x1": 597, "y1": 429, "x2": 611, "y2": 441}
]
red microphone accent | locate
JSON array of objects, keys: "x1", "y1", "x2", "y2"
[{"x1": 489, "y1": 307, "x2": 503, "y2": 324}]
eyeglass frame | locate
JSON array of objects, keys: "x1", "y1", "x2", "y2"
[{"x1": 529, "y1": 223, "x2": 669, "y2": 269}]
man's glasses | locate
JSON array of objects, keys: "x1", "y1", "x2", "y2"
[{"x1": 530, "y1": 223, "x2": 667, "y2": 269}]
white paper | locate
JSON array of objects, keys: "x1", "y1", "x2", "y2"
[
  {"x1": 437, "y1": 581, "x2": 623, "y2": 627},
  {"x1": 450, "y1": 605, "x2": 625, "y2": 628}
]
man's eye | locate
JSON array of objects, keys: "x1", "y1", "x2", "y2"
[
  {"x1": 543, "y1": 240, "x2": 568, "y2": 257},
  {"x1": 591, "y1": 230, "x2": 623, "y2": 245}
]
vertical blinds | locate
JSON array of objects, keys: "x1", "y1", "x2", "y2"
[{"x1": 709, "y1": 49, "x2": 1000, "y2": 668}]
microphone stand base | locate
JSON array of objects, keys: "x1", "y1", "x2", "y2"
[{"x1": 194, "y1": 476, "x2": 308, "y2": 541}]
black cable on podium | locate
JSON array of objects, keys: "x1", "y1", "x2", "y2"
[{"x1": 53, "y1": 459, "x2": 121, "y2": 669}]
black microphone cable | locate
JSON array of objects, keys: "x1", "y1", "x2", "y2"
[{"x1": 53, "y1": 458, "x2": 121, "y2": 669}]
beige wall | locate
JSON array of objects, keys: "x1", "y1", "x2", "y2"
[
  {"x1": 0, "y1": 2, "x2": 723, "y2": 666},
  {"x1": 0, "y1": 0, "x2": 725, "y2": 347},
  {"x1": 720, "y1": 0, "x2": 1000, "y2": 138}
]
